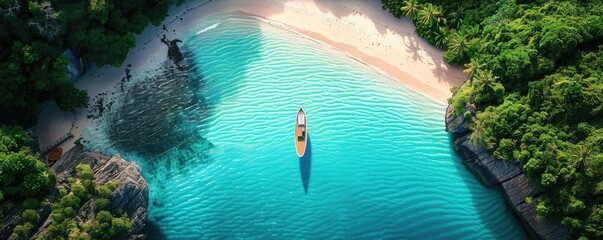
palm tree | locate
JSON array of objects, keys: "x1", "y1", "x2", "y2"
[
  {"x1": 448, "y1": 7, "x2": 464, "y2": 29},
  {"x1": 433, "y1": 27, "x2": 448, "y2": 48},
  {"x1": 400, "y1": 0, "x2": 421, "y2": 19},
  {"x1": 418, "y1": 3, "x2": 446, "y2": 27},
  {"x1": 465, "y1": 25, "x2": 480, "y2": 39},
  {"x1": 571, "y1": 144, "x2": 592, "y2": 173},
  {"x1": 447, "y1": 31, "x2": 469, "y2": 61},
  {"x1": 473, "y1": 69, "x2": 499, "y2": 94},
  {"x1": 464, "y1": 58, "x2": 485, "y2": 83}
]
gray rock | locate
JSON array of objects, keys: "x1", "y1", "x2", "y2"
[
  {"x1": 445, "y1": 104, "x2": 468, "y2": 133},
  {"x1": 514, "y1": 198, "x2": 569, "y2": 239},
  {"x1": 62, "y1": 49, "x2": 85, "y2": 82},
  {"x1": 444, "y1": 103, "x2": 475, "y2": 134},
  {"x1": 450, "y1": 126, "x2": 568, "y2": 239},
  {"x1": 501, "y1": 173, "x2": 541, "y2": 208},
  {"x1": 93, "y1": 154, "x2": 149, "y2": 236},
  {"x1": 453, "y1": 134, "x2": 522, "y2": 186},
  {"x1": 0, "y1": 207, "x2": 22, "y2": 240},
  {"x1": 35, "y1": 142, "x2": 148, "y2": 238},
  {"x1": 75, "y1": 200, "x2": 96, "y2": 222}
]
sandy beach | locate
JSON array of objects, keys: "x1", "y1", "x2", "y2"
[{"x1": 35, "y1": 0, "x2": 465, "y2": 154}]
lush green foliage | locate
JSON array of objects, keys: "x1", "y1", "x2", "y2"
[
  {"x1": 382, "y1": 0, "x2": 603, "y2": 238},
  {"x1": 0, "y1": 126, "x2": 129, "y2": 239},
  {"x1": 39, "y1": 164, "x2": 127, "y2": 240},
  {"x1": 0, "y1": 125, "x2": 52, "y2": 238},
  {"x1": 0, "y1": 0, "x2": 178, "y2": 124},
  {"x1": 0, "y1": 125, "x2": 55, "y2": 200},
  {"x1": 23, "y1": 197, "x2": 41, "y2": 209}
]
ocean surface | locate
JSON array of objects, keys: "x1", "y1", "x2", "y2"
[{"x1": 83, "y1": 15, "x2": 526, "y2": 239}]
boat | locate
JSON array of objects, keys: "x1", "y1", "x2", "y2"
[
  {"x1": 295, "y1": 108, "x2": 307, "y2": 157},
  {"x1": 48, "y1": 147, "x2": 63, "y2": 165}
]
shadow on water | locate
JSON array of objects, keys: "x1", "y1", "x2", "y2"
[
  {"x1": 143, "y1": 220, "x2": 166, "y2": 240},
  {"x1": 447, "y1": 133, "x2": 527, "y2": 239},
  {"x1": 299, "y1": 134, "x2": 312, "y2": 193}
]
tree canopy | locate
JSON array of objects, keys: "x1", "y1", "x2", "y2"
[
  {"x1": 383, "y1": 0, "x2": 603, "y2": 238},
  {"x1": 0, "y1": 125, "x2": 55, "y2": 201},
  {"x1": 0, "y1": 0, "x2": 180, "y2": 125}
]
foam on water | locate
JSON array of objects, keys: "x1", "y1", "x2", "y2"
[
  {"x1": 83, "y1": 15, "x2": 526, "y2": 239},
  {"x1": 196, "y1": 23, "x2": 220, "y2": 35}
]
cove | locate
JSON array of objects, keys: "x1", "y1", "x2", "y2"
[{"x1": 83, "y1": 14, "x2": 526, "y2": 239}]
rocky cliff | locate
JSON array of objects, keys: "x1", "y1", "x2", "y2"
[
  {"x1": 445, "y1": 104, "x2": 568, "y2": 239},
  {"x1": 34, "y1": 141, "x2": 149, "y2": 239}
]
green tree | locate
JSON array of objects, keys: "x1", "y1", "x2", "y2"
[
  {"x1": 400, "y1": 0, "x2": 421, "y2": 19},
  {"x1": 463, "y1": 58, "x2": 485, "y2": 83},
  {"x1": 433, "y1": 27, "x2": 448, "y2": 48},
  {"x1": 418, "y1": 3, "x2": 446, "y2": 27},
  {"x1": 473, "y1": 69, "x2": 500, "y2": 95},
  {"x1": 571, "y1": 145, "x2": 592, "y2": 173},
  {"x1": 21, "y1": 209, "x2": 39, "y2": 223},
  {"x1": 444, "y1": 30, "x2": 470, "y2": 65}
]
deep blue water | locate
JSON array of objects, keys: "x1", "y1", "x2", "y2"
[{"x1": 83, "y1": 15, "x2": 526, "y2": 239}]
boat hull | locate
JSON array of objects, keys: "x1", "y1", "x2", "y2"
[{"x1": 295, "y1": 108, "x2": 307, "y2": 157}]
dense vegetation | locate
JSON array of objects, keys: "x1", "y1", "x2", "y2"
[
  {"x1": 36, "y1": 164, "x2": 129, "y2": 240},
  {"x1": 0, "y1": 0, "x2": 180, "y2": 125},
  {"x1": 382, "y1": 0, "x2": 603, "y2": 238},
  {"x1": 1, "y1": 126, "x2": 131, "y2": 239},
  {"x1": 0, "y1": 125, "x2": 55, "y2": 205}
]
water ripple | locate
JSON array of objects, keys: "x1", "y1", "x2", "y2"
[{"x1": 83, "y1": 14, "x2": 525, "y2": 240}]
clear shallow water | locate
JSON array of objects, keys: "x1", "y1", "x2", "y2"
[{"x1": 83, "y1": 15, "x2": 526, "y2": 239}]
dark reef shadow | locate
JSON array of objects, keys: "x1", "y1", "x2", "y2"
[
  {"x1": 143, "y1": 220, "x2": 167, "y2": 240},
  {"x1": 299, "y1": 134, "x2": 312, "y2": 193}
]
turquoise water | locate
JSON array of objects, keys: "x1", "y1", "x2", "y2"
[{"x1": 83, "y1": 15, "x2": 526, "y2": 239}]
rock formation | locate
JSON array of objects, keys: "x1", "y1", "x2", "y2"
[
  {"x1": 445, "y1": 104, "x2": 568, "y2": 239},
  {"x1": 161, "y1": 35, "x2": 184, "y2": 63},
  {"x1": 34, "y1": 141, "x2": 149, "y2": 239},
  {"x1": 62, "y1": 49, "x2": 86, "y2": 82}
]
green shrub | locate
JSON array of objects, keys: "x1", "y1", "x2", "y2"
[
  {"x1": 63, "y1": 207, "x2": 75, "y2": 218},
  {"x1": 59, "y1": 193, "x2": 81, "y2": 209},
  {"x1": 50, "y1": 212, "x2": 65, "y2": 223},
  {"x1": 76, "y1": 164, "x2": 94, "y2": 181},
  {"x1": 47, "y1": 221, "x2": 67, "y2": 237},
  {"x1": 59, "y1": 188, "x2": 68, "y2": 197},
  {"x1": 67, "y1": 178, "x2": 76, "y2": 184},
  {"x1": 105, "y1": 180, "x2": 120, "y2": 192},
  {"x1": 71, "y1": 183, "x2": 89, "y2": 201},
  {"x1": 96, "y1": 186, "x2": 112, "y2": 199},
  {"x1": 96, "y1": 198, "x2": 110, "y2": 210},
  {"x1": 96, "y1": 210, "x2": 112, "y2": 224},
  {"x1": 21, "y1": 209, "x2": 39, "y2": 223},
  {"x1": 82, "y1": 180, "x2": 96, "y2": 193},
  {"x1": 23, "y1": 198, "x2": 40, "y2": 209},
  {"x1": 110, "y1": 216, "x2": 132, "y2": 238},
  {"x1": 451, "y1": 85, "x2": 474, "y2": 115},
  {"x1": 12, "y1": 222, "x2": 33, "y2": 238}
]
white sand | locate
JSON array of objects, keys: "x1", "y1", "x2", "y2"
[{"x1": 35, "y1": 0, "x2": 465, "y2": 154}]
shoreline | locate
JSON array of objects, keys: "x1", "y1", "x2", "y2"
[{"x1": 35, "y1": 0, "x2": 465, "y2": 154}]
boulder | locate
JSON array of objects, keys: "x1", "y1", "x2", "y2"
[
  {"x1": 62, "y1": 49, "x2": 85, "y2": 82},
  {"x1": 444, "y1": 103, "x2": 475, "y2": 134}
]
